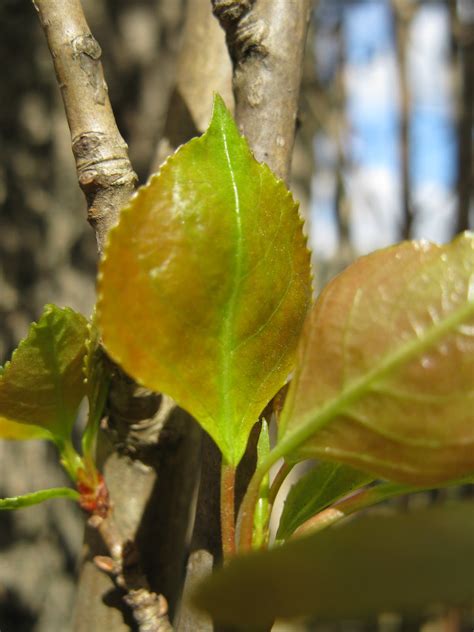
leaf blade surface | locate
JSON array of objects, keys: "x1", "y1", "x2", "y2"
[
  {"x1": 0, "y1": 305, "x2": 89, "y2": 441},
  {"x1": 98, "y1": 96, "x2": 311, "y2": 464},
  {"x1": 278, "y1": 233, "x2": 474, "y2": 484}
]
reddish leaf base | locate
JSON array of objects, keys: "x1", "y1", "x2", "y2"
[{"x1": 77, "y1": 471, "x2": 110, "y2": 518}]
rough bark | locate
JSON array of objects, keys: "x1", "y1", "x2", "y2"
[
  {"x1": 32, "y1": 0, "x2": 137, "y2": 253},
  {"x1": 212, "y1": 0, "x2": 313, "y2": 182}
]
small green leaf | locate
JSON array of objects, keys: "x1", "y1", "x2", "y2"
[
  {"x1": 253, "y1": 419, "x2": 271, "y2": 548},
  {"x1": 0, "y1": 305, "x2": 89, "y2": 442},
  {"x1": 194, "y1": 501, "x2": 474, "y2": 628},
  {"x1": 0, "y1": 487, "x2": 80, "y2": 510},
  {"x1": 276, "y1": 462, "x2": 372, "y2": 541},
  {"x1": 81, "y1": 315, "x2": 109, "y2": 458},
  {"x1": 98, "y1": 94, "x2": 311, "y2": 465},
  {"x1": 277, "y1": 233, "x2": 474, "y2": 484}
]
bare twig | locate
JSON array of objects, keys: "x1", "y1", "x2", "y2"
[
  {"x1": 90, "y1": 514, "x2": 173, "y2": 632},
  {"x1": 32, "y1": 0, "x2": 137, "y2": 252},
  {"x1": 212, "y1": 0, "x2": 312, "y2": 182},
  {"x1": 450, "y1": 0, "x2": 474, "y2": 233},
  {"x1": 393, "y1": 0, "x2": 415, "y2": 239}
]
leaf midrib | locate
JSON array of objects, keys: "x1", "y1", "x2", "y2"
[{"x1": 219, "y1": 122, "x2": 243, "y2": 459}]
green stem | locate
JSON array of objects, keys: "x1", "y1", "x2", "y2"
[
  {"x1": 291, "y1": 482, "x2": 438, "y2": 539},
  {"x1": 57, "y1": 438, "x2": 84, "y2": 481},
  {"x1": 220, "y1": 462, "x2": 237, "y2": 560},
  {"x1": 238, "y1": 466, "x2": 266, "y2": 552},
  {"x1": 238, "y1": 443, "x2": 290, "y2": 552},
  {"x1": 0, "y1": 487, "x2": 80, "y2": 510},
  {"x1": 268, "y1": 461, "x2": 293, "y2": 506}
]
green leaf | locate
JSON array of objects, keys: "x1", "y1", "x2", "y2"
[
  {"x1": 253, "y1": 419, "x2": 271, "y2": 548},
  {"x1": 98, "y1": 94, "x2": 311, "y2": 465},
  {"x1": 0, "y1": 305, "x2": 89, "y2": 442},
  {"x1": 277, "y1": 233, "x2": 474, "y2": 484},
  {"x1": 0, "y1": 487, "x2": 79, "y2": 510},
  {"x1": 194, "y1": 501, "x2": 474, "y2": 628},
  {"x1": 81, "y1": 314, "x2": 109, "y2": 458},
  {"x1": 276, "y1": 462, "x2": 373, "y2": 541},
  {"x1": 0, "y1": 417, "x2": 52, "y2": 441}
]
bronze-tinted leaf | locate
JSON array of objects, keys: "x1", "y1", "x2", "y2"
[
  {"x1": 277, "y1": 233, "x2": 474, "y2": 484},
  {"x1": 98, "y1": 95, "x2": 311, "y2": 465}
]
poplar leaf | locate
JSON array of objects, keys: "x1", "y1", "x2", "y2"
[
  {"x1": 276, "y1": 463, "x2": 373, "y2": 541},
  {"x1": 0, "y1": 305, "x2": 89, "y2": 442},
  {"x1": 98, "y1": 95, "x2": 311, "y2": 465},
  {"x1": 278, "y1": 233, "x2": 474, "y2": 484},
  {"x1": 194, "y1": 502, "x2": 474, "y2": 628}
]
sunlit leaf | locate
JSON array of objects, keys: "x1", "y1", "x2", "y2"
[
  {"x1": 277, "y1": 233, "x2": 474, "y2": 484},
  {"x1": 98, "y1": 95, "x2": 311, "y2": 465},
  {"x1": 276, "y1": 462, "x2": 372, "y2": 541},
  {"x1": 194, "y1": 501, "x2": 474, "y2": 628},
  {"x1": 0, "y1": 305, "x2": 89, "y2": 442},
  {"x1": 0, "y1": 487, "x2": 79, "y2": 510}
]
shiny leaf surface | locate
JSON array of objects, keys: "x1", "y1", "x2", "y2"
[
  {"x1": 277, "y1": 233, "x2": 474, "y2": 484},
  {"x1": 194, "y1": 501, "x2": 474, "y2": 628},
  {"x1": 276, "y1": 462, "x2": 372, "y2": 541},
  {"x1": 0, "y1": 305, "x2": 89, "y2": 441},
  {"x1": 98, "y1": 95, "x2": 311, "y2": 465}
]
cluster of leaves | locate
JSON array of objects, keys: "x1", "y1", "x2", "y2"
[
  {"x1": 98, "y1": 96, "x2": 474, "y2": 625},
  {"x1": 0, "y1": 306, "x2": 109, "y2": 514},
  {"x1": 1, "y1": 96, "x2": 473, "y2": 628}
]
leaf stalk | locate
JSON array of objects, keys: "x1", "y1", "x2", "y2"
[{"x1": 220, "y1": 462, "x2": 237, "y2": 560}]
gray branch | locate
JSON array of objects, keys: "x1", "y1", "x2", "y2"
[
  {"x1": 32, "y1": 0, "x2": 137, "y2": 252},
  {"x1": 212, "y1": 0, "x2": 313, "y2": 182}
]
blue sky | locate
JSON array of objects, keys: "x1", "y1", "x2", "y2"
[
  {"x1": 310, "y1": 0, "x2": 459, "y2": 257},
  {"x1": 343, "y1": 0, "x2": 456, "y2": 188}
]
